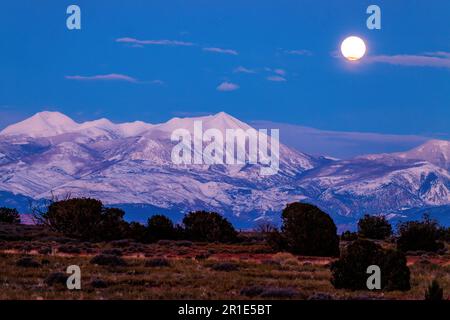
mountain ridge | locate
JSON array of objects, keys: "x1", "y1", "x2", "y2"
[{"x1": 0, "y1": 111, "x2": 449, "y2": 226}]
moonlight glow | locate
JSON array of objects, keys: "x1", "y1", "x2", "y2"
[{"x1": 341, "y1": 36, "x2": 366, "y2": 61}]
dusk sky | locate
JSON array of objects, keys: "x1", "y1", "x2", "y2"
[{"x1": 1, "y1": 0, "x2": 449, "y2": 138}]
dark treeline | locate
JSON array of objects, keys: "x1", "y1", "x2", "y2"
[
  {"x1": 0, "y1": 199, "x2": 449, "y2": 252},
  {"x1": 27, "y1": 198, "x2": 238, "y2": 244}
]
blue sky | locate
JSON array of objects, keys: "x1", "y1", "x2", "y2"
[{"x1": 1, "y1": 0, "x2": 449, "y2": 138}]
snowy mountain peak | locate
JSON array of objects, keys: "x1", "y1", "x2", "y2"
[
  {"x1": 0, "y1": 110, "x2": 256, "y2": 140},
  {"x1": 0, "y1": 111, "x2": 79, "y2": 138},
  {"x1": 79, "y1": 118, "x2": 115, "y2": 130},
  {"x1": 205, "y1": 111, "x2": 251, "y2": 131},
  {"x1": 417, "y1": 139, "x2": 450, "y2": 151},
  {"x1": 155, "y1": 111, "x2": 252, "y2": 135},
  {"x1": 396, "y1": 139, "x2": 450, "y2": 170}
]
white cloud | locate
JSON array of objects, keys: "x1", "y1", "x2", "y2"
[
  {"x1": 266, "y1": 76, "x2": 286, "y2": 82},
  {"x1": 216, "y1": 82, "x2": 239, "y2": 91},
  {"x1": 116, "y1": 37, "x2": 195, "y2": 47},
  {"x1": 233, "y1": 66, "x2": 256, "y2": 74},
  {"x1": 285, "y1": 49, "x2": 312, "y2": 56},
  {"x1": 366, "y1": 52, "x2": 450, "y2": 68},
  {"x1": 65, "y1": 73, "x2": 138, "y2": 82},
  {"x1": 274, "y1": 69, "x2": 286, "y2": 76},
  {"x1": 203, "y1": 47, "x2": 238, "y2": 55}
]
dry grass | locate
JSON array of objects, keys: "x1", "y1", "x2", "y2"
[{"x1": 0, "y1": 239, "x2": 449, "y2": 300}]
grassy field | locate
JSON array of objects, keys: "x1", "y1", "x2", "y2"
[{"x1": 0, "y1": 223, "x2": 449, "y2": 300}]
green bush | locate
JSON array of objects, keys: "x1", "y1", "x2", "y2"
[
  {"x1": 358, "y1": 214, "x2": 392, "y2": 240},
  {"x1": 41, "y1": 198, "x2": 128, "y2": 241},
  {"x1": 397, "y1": 215, "x2": 444, "y2": 253},
  {"x1": 183, "y1": 211, "x2": 237, "y2": 243},
  {"x1": 279, "y1": 203, "x2": 339, "y2": 257},
  {"x1": 90, "y1": 254, "x2": 127, "y2": 266},
  {"x1": 424, "y1": 280, "x2": 443, "y2": 301},
  {"x1": 438, "y1": 227, "x2": 450, "y2": 243},
  {"x1": 0, "y1": 207, "x2": 20, "y2": 224},
  {"x1": 330, "y1": 239, "x2": 410, "y2": 291},
  {"x1": 97, "y1": 207, "x2": 130, "y2": 241},
  {"x1": 266, "y1": 229, "x2": 287, "y2": 251},
  {"x1": 146, "y1": 215, "x2": 176, "y2": 242},
  {"x1": 340, "y1": 231, "x2": 359, "y2": 241},
  {"x1": 127, "y1": 222, "x2": 147, "y2": 242}
]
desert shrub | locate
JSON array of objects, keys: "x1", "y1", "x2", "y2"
[
  {"x1": 44, "y1": 272, "x2": 68, "y2": 286},
  {"x1": 41, "y1": 198, "x2": 102, "y2": 240},
  {"x1": 183, "y1": 211, "x2": 238, "y2": 243},
  {"x1": 266, "y1": 229, "x2": 287, "y2": 251},
  {"x1": 144, "y1": 258, "x2": 170, "y2": 267},
  {"x1": 101, "y1": 248, "x2": 123, "y2": 256},
  {"x1": 240, "y1": 285, "x2": 297, "y2": 298},
  {"x1": 0, "y1": 207, "x2": 20, "y2": 224},
  {"x1": 174, "y1": 240, "x2": 193, "y2": 247},
  {"x1": 438, "y1": 226, "x2": 450, "y2": 243},
  {"x1": 330, "y1": 239, "x2": 410, "y2": 291},
  {"x1": 397, "y1": 215, "x2": 444, "y2": 253},
  {"x1": 340, "y1": 231, "x2": 359, "y2": 241},
  {"x1": 279, "y1": 203, "x2": 339, "y2": 257},
  {"x1": 91, "y1": 278, "x2": 108, "y2": 288},
  {"x1": 127, "y1": 222, "x2": 147, "y2": 242},
  {"x1": 39, "y1": 198, "x2": 129, "y2": 241},
  {"x1": 40, "y1": 236, "x2": 74, "y2": 243},
  {"x1": 58, "y1": 245, "x2": 81, "y2": 254},
  {"x1": 425, "y1": 280, "x2": 443, "y2": 301},
  {"x1": 90, "y1": 254, "x2": 127, "y2": 267},
  {"x1": 98, "y1": 207, "x2": 130, "y2": 241},
  {"x1": 210, "y1": 262, "x2": 239, "y2": 271},
  {"x1": 110, "y1": 239, "x2": 133, "y2": 247},
  {"x1": 38, "y1": 247, "x2": 52, "y2": 255},
  {"x1": 381, "y1": 249, "x2": 411, "y2": 291},
  {"x1": 146, "y1": 215, "x2": 177, "y2": 242},
  {"x1": 271, "y1": 252, "x2": 299, "y2": 266},
  {"x1": 156, "y1": 239, "x2": 172, "y2": 246},
  {"x1": 260, "y1": 287, "x2": 297, "y2": 298},
  {"x1": 308, "y1": 293, "x2": 334, "y2": 300},
  {"x1": 261, "y1": 259, "x2": 281, "y2": 267},
  {"x1": 195, "y1": 253, "x2": 210, "y2": 260},
  {"x1": 240, "y1": 285, "x2": 265, "y2": 297},
  {"x1": 357, "y1": 214, "x2": 392, "y2": 240},
  {"x1": 16, "y1": 256, "x2": 40, "y2": 268},
  {"x1": 255, "y1": 220, "x2": 277, "y2": 234}
]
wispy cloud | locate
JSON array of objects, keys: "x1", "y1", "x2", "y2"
[
  {"x1": 285, "y1": 49, "x2": 312, "y2": 56},
  {"x1": 216, "y1": 81, "x2": 239, "y2": 91},
  {"x1": 274, "y1": 69, "x2": 286, "y2": 76},
  {"x1": 266, "y1": 75, "x2": 286, "y2": 82},
  {"x1": 116, "y1": 37, "x2": 195, "y2": 47},
  {"x1": 430, "y1": 51, "x2": 450, "y2": 58},
  {"x1": 233, "y1": 66, "x2": 256, "y2": 74},
  {"x1": 367, "y1": 52, "x2": 450, "y2": 68},
  {"x1": 65, "y1": 73, "x2": 138, "y2": 82},
  {"x1": 150, "y1": 79, "x2": 165, "y2": 85},
  {"x1": 203, "y1": 47, "x2": 238, "y2": 55}
]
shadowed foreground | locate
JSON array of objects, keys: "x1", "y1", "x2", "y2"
[{"x1": 0, "y1": 232, "x2": 448, "y2": 300}]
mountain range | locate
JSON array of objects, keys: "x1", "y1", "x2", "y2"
[{"x1": 0, "y1": 111, "x2": 449, "y2": 229}]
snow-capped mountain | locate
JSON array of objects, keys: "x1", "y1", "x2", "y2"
[
  {"x1": 1, "y1": 111, "x2": 154, "y2": 140},
  {"x1": 0, "y1": 111, "x2": 318, "y2": 222},
  {"x1": 395, "y1": 140, "x2": 450, "y2": 170},
  {"x1": 0, "y1": 111, "x2": 449, "y2": 226},
  {"x1": 298, "y1": 157, "x2": 450, "y2": 217}
]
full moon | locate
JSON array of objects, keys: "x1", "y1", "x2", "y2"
[{"x1": 340, "y1": 36, "x2": 366, "y2": 61}]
